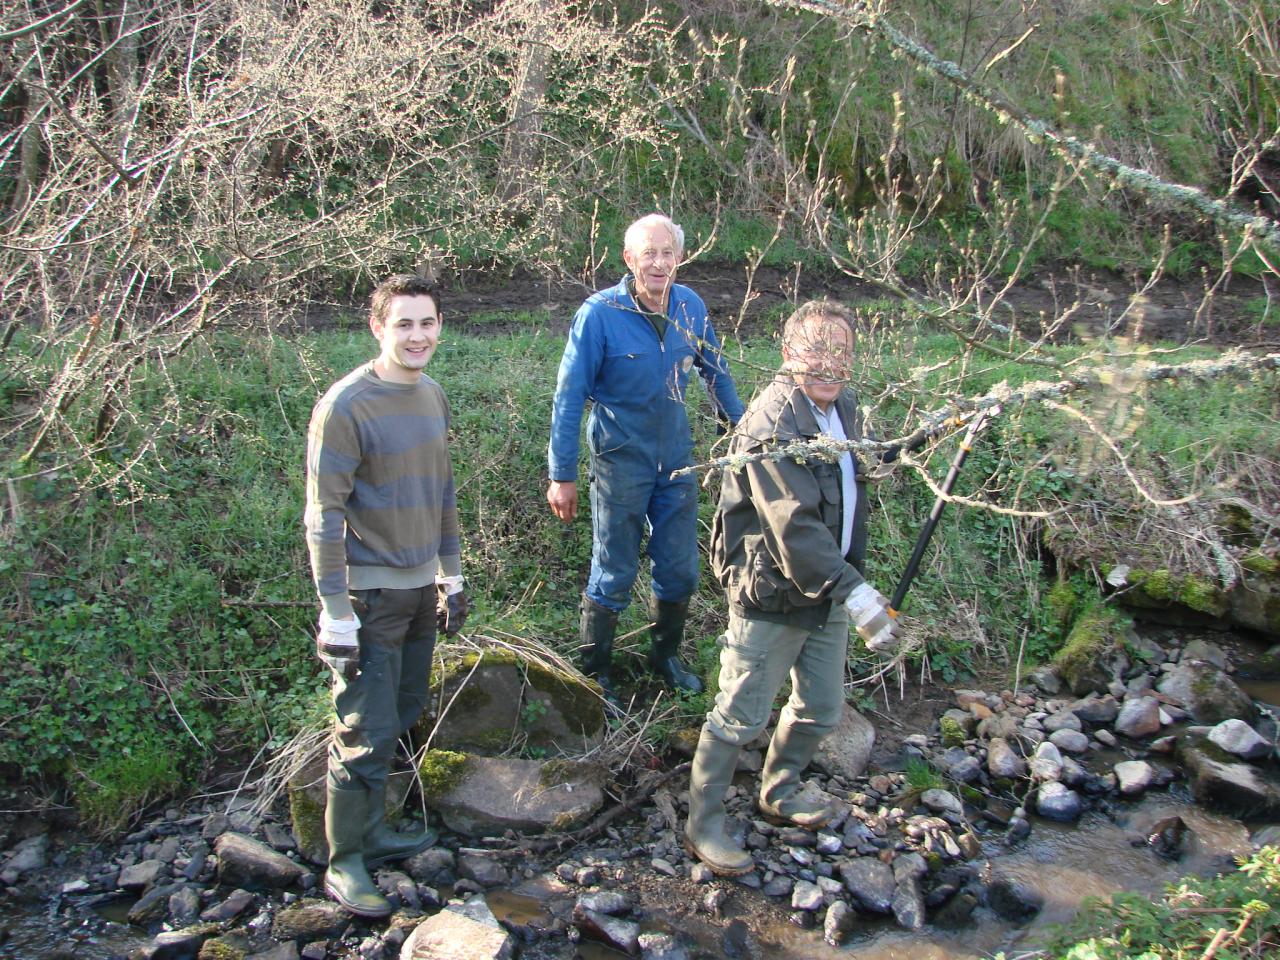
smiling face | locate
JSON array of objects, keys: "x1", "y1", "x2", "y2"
[
  {"x1": 782, "y1": 314, "x2": 855, "y2": 412},
  {"x1": 623, "y1": 223, "x2": 682, "y2": 313},
  {"x1": 370, "y1": 293, "x2": 441, "y2": 383}
]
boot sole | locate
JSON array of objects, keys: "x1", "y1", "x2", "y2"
[
  {"x1": 324, "y1": 875, "x2": 394, "y2": 918},
  {"x1": 683, "y1": 836, "x2": 753, "y2": 877},
  {"x1": 756, "y1": 804, "x2": 835, "y2": 831}
]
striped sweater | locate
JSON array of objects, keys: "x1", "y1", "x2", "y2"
[{"x1": 304, "y1": 363, "x2": 462, "y2": 619}]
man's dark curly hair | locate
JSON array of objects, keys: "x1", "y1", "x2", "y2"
[{"x1": 370, "y1": 274, "x2": 442, "y2": 327}]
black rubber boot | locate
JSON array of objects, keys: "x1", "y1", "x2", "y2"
[
  {"x1": 324, "y1": 784, "x2": 393, "y2": 917},
  {"x1": 648, "y1": 598, "x2": 704, "y2": 693},
  {"x1": 580, "y1": 596, "x2": 622, "y2": 710}
]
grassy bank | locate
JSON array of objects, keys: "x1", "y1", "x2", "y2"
[{"x1": 3, "y1": 303, "x2": 1276, "y2": 827}]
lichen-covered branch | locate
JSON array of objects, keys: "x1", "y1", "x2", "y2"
[{"x1": 675, "y1": 351, "x2": 1280, "y2": 477}]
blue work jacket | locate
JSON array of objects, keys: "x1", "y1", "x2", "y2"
[{"x1": 548, "y1": 276, "x2": 745, "y2": 482}]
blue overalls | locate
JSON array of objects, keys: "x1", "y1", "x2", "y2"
[{"x1": 548, "y1": 277, "x2": 744, "y2": 610}]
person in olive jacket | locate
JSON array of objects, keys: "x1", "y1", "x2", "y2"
[{"x1": 685, "y1": 300, "x2": 899, "y2": 876}]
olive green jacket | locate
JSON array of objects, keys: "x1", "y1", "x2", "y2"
[{"x1": 710, "y1": 375, "x2": 869, "y2": 630}]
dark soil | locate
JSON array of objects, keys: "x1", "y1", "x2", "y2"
[{"x1": 290, "y1": 261, "x2": 1277, "y2": 350}]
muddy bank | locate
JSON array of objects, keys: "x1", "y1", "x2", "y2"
[{"x1": 285, "y1": 262, "x2": 1276, "y2": 350}]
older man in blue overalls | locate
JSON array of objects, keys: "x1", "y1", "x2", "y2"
[{"x1": 547, "y1": 213, "x2": 744, "y2": 706}]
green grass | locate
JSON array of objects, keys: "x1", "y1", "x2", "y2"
[{"x1": 1, "y1": 304, "x2": 1274, "y2": 816}]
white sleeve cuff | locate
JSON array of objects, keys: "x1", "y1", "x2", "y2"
[{"x1": 436, "y1": 574, "x2": 465, "y2": 595}]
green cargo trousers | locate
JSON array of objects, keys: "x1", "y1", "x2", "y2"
[
  {"x1": 702, "y1": 605, "x2": 849, "y2": 748},
  {"x1": 327, "y1": 586, "x2": 437, "y2": 791}
]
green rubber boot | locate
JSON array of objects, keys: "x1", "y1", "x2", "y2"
[
  {"x1": 364, "y1": 783, "x2": 437, "y2": 867},
  {"x1": 757, "y1": 724, "x2": 840, "y2": 829},
  {"x1": 324, "y1": 784, "x2": 393, "y2": 918},
  {"x1": 683, "y1": 730, "x2": 753, "y2": 876}
]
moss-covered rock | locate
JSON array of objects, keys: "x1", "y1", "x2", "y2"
[
  {"x1": 418, "y1": 749, "x2": 470, "y2": 798},
  {"x1": 425, "y1": 754, "x2": 606, "y2": 836},
  {"x1": 1052, "y1": 602, "x2": 1131, "y2": 696},
  {"x1": 939, "y1": 715, "x2": 968, "y2": 749},
  {"x1": 417, "y1": 647, "x2": 605, "y2": 757},
  {"x1": 196, "y1": 939, "x2": 246, "y2": 960}
]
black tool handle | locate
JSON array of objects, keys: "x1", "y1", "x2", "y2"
[{"x1": 888, "y1": 409, "x2": 993, "y2": 614}]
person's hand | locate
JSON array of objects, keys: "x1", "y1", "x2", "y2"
[
  {"x1": 844, "y1": 582, "x2": 899, "y2": 656},
  {"x1": 317, "y1": 611, "x2": 361, "y2": 679},
  {"x1": 437, "y1": 586, "x2": 469, "y2": 637},
  {"x1": 547, "y1": 480, "x2": 578, "y2": 522}
]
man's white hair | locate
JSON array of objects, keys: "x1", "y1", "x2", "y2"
[{"x1": 624, "y1": 213, "x2": 684, "y2": 255}]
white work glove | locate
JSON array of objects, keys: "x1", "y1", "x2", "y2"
[
  {"x1": 317, "y1": 610, "x2": 361, "y2": 679},
  {"x1": 844, "y1": 582, "x2": 899, "y2": 656}
]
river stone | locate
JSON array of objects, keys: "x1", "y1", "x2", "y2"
[
  {"x1": 948, "y1": 756, "x2": 983, "y2": 784},
  {"x1": 811, "y1": 703, "x2": 875, "y2": 779},
  {"x1": 986, "y1": 738, "x2": 1026, "y2": 778},
  {"x1": 892, "y1": 851, "x2": 927, "y2": 882},
  {"x1": 1035, "y1": 782, "x2": 1082, "y2": 822},
  {"x1": 401, "y1": 908, "x2": 515, "y2": 960},
  {"x1": 824, "y1": 900, "x2": 855, "y2": 945},
  {"x1": 449, "y1": 893, "x2": 502, "y2": 927},
  {"x1": 271, "y1": 900, "x2": 347, "y2": 941},
  {"x1": 1043, "y1": 711, "x2": 1081, "y2": 733},
  {"x1": 421, "y1": 651, "x2": 605, "y2": 757},
  {"x1": 0, "y1": 833, "x2": 48, "y2": 885},
  {"x1": 1027, "y1": 666, "x2": 1062, "y2": 695},
  {"x1": 1208, "y1": 719, "x2": 1272, "y2": 760},
  {"x1": 1156, "y1": 662, "x2": 1256, "y2": 724},
  {"x1": 921, "y1": 789, "x2": 964, "y2": 817},
  {"x1": 201, "y1": 888, "x2": 256, "y2": 922},
  {"x1": 1114, "y1": 760, "x2": 1156, "y2": 795},
  {"x1": 1252, "y1": 825, "x2": 1280, "y2": 850},
  {"x1": 1178, "y1": 733, "x2": 1280, "y2": 817},
  {"x1": 986, "y1": 876, "x2": 1043, "y2": 921},
  {"x1": 791, "y1": 879, "x2": 824, "y2": 911},
  {"x1": 128, "y1": 883, "x2": 181, "y2": 925},
  {"x1": 136, "y1": 924, "x2": 220, "y2": 960},
  {"x1": 977, "y1": 714, "x2": 1020, "y2": 741},
  {"x1": 1030, "y1": 742, "x2": 1063, "y2": 782},
  {"x1": 1049, "y1": 729, "x2": 1090, "y2": 754},
  {"x1": 1181, "y1": 639, "x2": 1229, "y2": 669},
  {"x1": 214, "y1": 834, "x2": 308, "y2": 890},
  {"x1": 119, "y1": 859, "x2": 165, "y2": 891},
  {"x1": 574, "y1": 908, "x2": 640, "y2": 956},
  {"x1": 891, "y1": 875, "x2": 925, "y2": 930},
  {"x1": 404, "y1": 847, "x2": 455, "y2": 885},
  {"x1": 1070, "y1": 695, "x2": 1120, "y2": 724},
  {"x1": 1115, "y1": 696, "x2": 1162, "y2": 739},
  {"x1": 427, "y1": 756, "x2": 604, "y2": 836},
  {"x1": 638, "y1": 932, "x2": 688, "y2": 960},
  {"x1": 577, "y1": 891, "x2": 630, "y2": 915},
  {"x1": 1228, "y1": 573, "x2": 1280, "y2": 638},
  {"x1": 838, "y1": 857, "x2": 894, "y2": 913},
  {"x1": 763, "y1": 876, "x2": 794, "y2": 898},
  {"x1": 457, "y1": 852, "x2": 510, "y2": 888}
]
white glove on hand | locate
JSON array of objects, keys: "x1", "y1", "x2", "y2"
[
  {"x1": 844, "y1": 582, "x2": 899, "y2": 656},
  {"x1": 317, "y1": 611, "x2": 361, "y2": 679}
]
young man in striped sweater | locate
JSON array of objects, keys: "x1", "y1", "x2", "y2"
[{"x1": 304, "y1": 274, "x2": 468, "y2": 917}]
